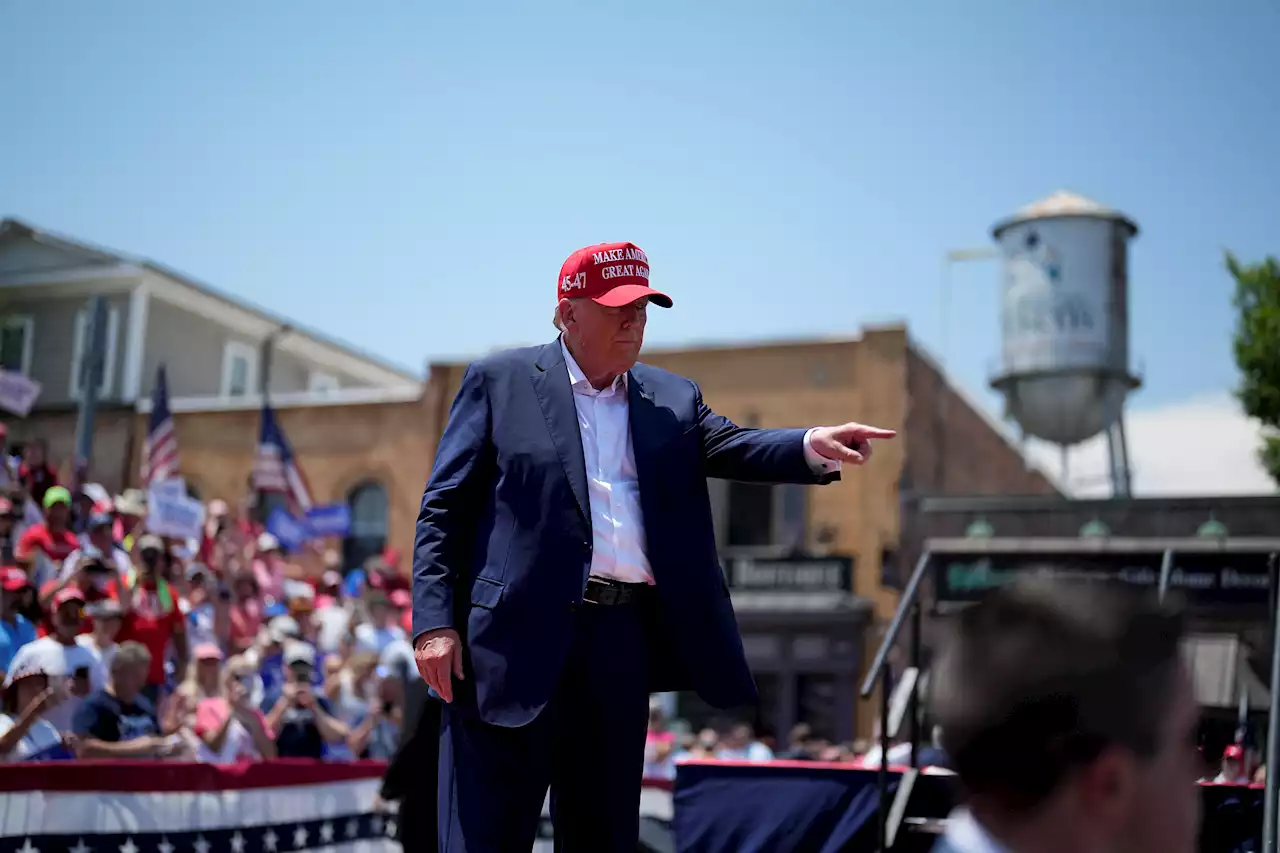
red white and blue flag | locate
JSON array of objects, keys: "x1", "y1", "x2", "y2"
[
  {"x1": 140, "y1": 365, "x2": 180, "y2": 486},
  {"x1": 252, "y1": 403, "x2": 313, "y2": 511},
  {"x1": 0, "y1": 762, "x2": 398, "y2": 853}
]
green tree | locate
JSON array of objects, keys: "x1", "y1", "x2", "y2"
[{"x1": 1227, "y1": 252, "x2": 1280, "y2": 486}]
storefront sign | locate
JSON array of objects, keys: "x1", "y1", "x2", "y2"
[
  {"x1": 725, "y1": 556, "x2": 853, "y2": 593},
  {"x1": 934, "y1": 550, "x2": 1275, "y2": 608}
]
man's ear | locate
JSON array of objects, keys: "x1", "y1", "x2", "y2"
[{"x1": 1074, "y1": 745, "x2": 1138, "y2": 831}]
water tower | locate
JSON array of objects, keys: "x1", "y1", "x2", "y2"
[{"x1": 988, "y1": 191, "x2": 1141, "y2": 496}]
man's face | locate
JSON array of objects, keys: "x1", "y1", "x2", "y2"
[
  {"x1": 561, "y1": 296, "x2": 648, "y2": 374},
  {"x1": 116, "y1": 662, "x2": 147, "y2": 696},
  {"x1": 54, "y1": 601, "x2": 83, "y2": 637},
  {"x1": 1111, "y1": 666, "x2": 1201, "y2": 853},
  {"x1": 139, "y1": 547, "x2": 162, "y2": 575},
  {"x1": 90, "y1": 526, "x2": 113, "y2": 551},
  {"x1": 46, "y1": 502, "x2": 70, "y2": 528},
  {"x1": 97, "y1": 614, "x2": 122, "y2": 641}
]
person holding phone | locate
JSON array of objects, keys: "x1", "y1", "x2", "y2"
[
  {"x1": 346, "y1": 660, "x2": 407, "y2": 760},
  {"x1": 10, "y1": 587, "x2": 96, "y2": 734},
  {"x1": 114, "y1": 534, "x2": 188, "y2": 706},
  {"x1": 0, "y1": 655, "x2": 74, "y2": 761},
  {"x1": 262, "y1": 641, "x2": 347, "y2": 759},
  {"x1": 193, "y1": 654, "x2": 276, "y2": 764}
]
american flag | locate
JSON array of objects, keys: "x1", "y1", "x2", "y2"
[
  {"x1": 140, "y1": 365, "x2": 179, "y2": 485},
  {"x1": 252, "y1": 403, "x2": 313, "y2": 510}
]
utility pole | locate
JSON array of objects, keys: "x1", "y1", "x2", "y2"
[
  {"x1": 937, "y1": 248, "x2": 1000, "y2": 491},
  {"x1": 72, "y1": 297, "x2": 108, "y2": 487}
]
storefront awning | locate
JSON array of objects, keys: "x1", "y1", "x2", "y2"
[{"x1": 1182, "y1": 633, "x2": 1269, "y2": 710}]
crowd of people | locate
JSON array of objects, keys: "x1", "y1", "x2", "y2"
[
  {"x1": 641, "y1": 705, "x2": 954, "y2": 781},
  {"x1": 0, "y1": 435, "x2": 418, "y2": 764}
]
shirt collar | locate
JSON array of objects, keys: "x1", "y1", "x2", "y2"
[
  {"x1": 560, "y1": 337, "x2": 627, "y2": 395},
  {"x1": 943, "y1": 810, "x2": 1014, "y2": 853}
]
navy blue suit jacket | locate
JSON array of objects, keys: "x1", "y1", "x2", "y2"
[{"x1": 412, "y1": 340, "x2": 839, "y2": 727}]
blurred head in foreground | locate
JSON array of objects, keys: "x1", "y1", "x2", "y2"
[{"x1": 930, "y1": 578, "x2": 1198, "y2": 853}]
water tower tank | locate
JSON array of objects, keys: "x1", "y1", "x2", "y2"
[{"x1": 989, "y1": 191, "x2": 1141, "y2": 447}]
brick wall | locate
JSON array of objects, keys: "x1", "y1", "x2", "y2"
[{"x1": 903, "y1": 347, "x2": 1058, "y2": 498}]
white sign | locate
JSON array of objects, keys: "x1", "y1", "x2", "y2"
[
  {"x1": 0, "y1": 369, "x2": 42, "y2": 417},
  {"x1": 146, "y1": 490, "x2": 205, "y2": 540},
  {"x1": 149, "y1": 478, "x2": 187, "y2": 501}
]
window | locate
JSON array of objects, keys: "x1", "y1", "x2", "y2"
[
  {"x1": 308, "y1": 371, "x2": 339, "y2": 394},
  {"x1": 713, "y1": 479, "x2": 809, "y2": 552},
  {"x1": 221, "y1": 341, "x2": 258, "y2": 398},
  {"x1": 344, "y1": 481, "x2": 389, "y2": 573},
  {"x1": 795, "y1": 674, "x2": 839, "y2": 741},
  {"x1": 0, "y1": 316, "x2": 33, "y2": 375},
  {"x1": 727, "y1": 482, "x2": 774, "y2": 547},
  {"x1": 69, "y1": 306, "x2": 121, "y2": 398}
]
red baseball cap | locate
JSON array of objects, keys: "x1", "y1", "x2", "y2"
[
  {"x1": 1, "y1": 567, "x2": 29, "y2": 591},
  {"x1": 557, "y1": 242, "x2": 672, "y2": 308},
  {"x1": 1224, "y1": 744, "x2": 1245, "y2": 760},
  {"x1": 53, "y1": 586, "x2": 86, "y2": 608}
]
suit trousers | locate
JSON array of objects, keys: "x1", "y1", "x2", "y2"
[{"x1": 438, "y1": 598, "x2": 653, "y2": 853}]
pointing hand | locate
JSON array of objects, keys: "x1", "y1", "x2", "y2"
[{"x1": 809, "y1": 422, "x2": 897, "y2": 465}]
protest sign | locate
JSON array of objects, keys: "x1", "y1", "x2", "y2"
[
  {"x1": 146, "y1": 491, "x2": 206, "y2": 540},
  {"x1": 305, "y1": 503, "x2": 351, "y2": 539},
  {"x1": 266, "y1": 507, "x2": 312, "y2": 553},
  {"x1": 149, "y1": 478, "x2": 187, "y2": 501},
  {"x1": 0, "y1": 369, "x2": 42, "y2": 417}
]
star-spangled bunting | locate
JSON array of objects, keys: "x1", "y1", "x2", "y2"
[{"x1": 0, "y1": 811, "x2": 395, "y2": 853}]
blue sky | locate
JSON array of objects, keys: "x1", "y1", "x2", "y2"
[{"x1": 2, "y1": 1, "x2": 1277, "y2": 450}]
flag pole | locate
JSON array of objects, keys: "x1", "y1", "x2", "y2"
[{"x1": 255, "y1": 325, "x2": 290, "y2": 522}]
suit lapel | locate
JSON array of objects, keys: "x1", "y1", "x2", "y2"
[
  {"x1": 531, "y1": 341, "x2": 590, "y2": 525},
  {"x1": 627, "y1": 372, "x2": 662, "y2": 487}
]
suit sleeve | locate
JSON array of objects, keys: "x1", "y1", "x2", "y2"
[
  {"x1": 696, "y1": 381, "x2": 840, "y2": 485},
  {"x1": 412, "y1": 362, "x2": 492, "y2": 638}
]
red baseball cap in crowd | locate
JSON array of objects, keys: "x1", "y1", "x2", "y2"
[
  {"x1": 193, "y1": 643, "x2": 225, "y2": 662},
  {"x1": 557, "y1": 241, "x2": 673, "y2": 308},
  {"x1": 1, "y1": 567, "x2": 29, "y2": 592},
  {"x1": 53, "y1": 586, "x2": 86, "y2": 608},
  {"x1": 1224, "y1": 744, "x2": 1245, "y2": 760}
]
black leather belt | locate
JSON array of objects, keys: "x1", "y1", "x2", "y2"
[{"x1": 583, "y1": 576, "x2": 653, "y2": 606}]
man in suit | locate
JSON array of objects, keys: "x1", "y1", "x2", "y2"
[
  {"x1": 412, "y1": 240, "x2": 896, "y2": 852},
  {"x1": 928, "y1": 577, "x2": 1199, "y2": 853}
]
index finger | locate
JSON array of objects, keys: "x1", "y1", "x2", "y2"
[
  {"x1": 858, "y1": 426, "x2": 897, "y2": 439},
  {"x1": 434, "y1": 660, "x2": 454, "y2": 703}
]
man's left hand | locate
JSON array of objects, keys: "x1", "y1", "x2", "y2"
[{"x1": 809, "y1": 422, "x2": 897, "y2": 465}]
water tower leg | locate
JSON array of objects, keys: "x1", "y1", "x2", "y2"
[{"x1": 1107, "y1": 417, "x2": 1133, "y2": 498}]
